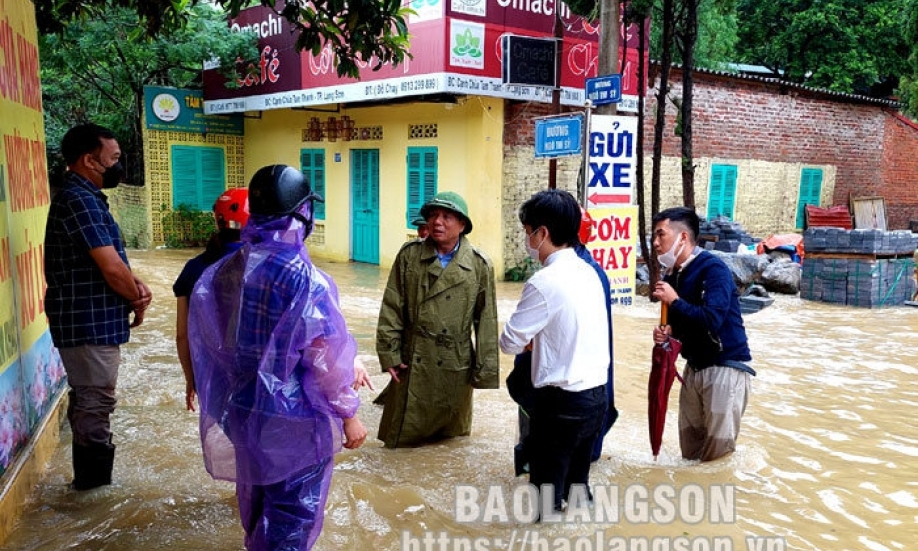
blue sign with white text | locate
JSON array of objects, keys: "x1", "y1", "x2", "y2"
[
  {"x1": 534, "y1": 115, "x2": 583, "y2": 158},
  {"x1": 585, "y1": 75, "x2": 622, "y2": 106}
]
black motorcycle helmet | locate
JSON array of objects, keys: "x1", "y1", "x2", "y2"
[{"x1": 248, "y1": 165, "x2": 323, "y2": 216}]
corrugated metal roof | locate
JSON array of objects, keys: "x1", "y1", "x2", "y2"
[
  {"x1": 660, "y1": 62, "x2": 901, "y2": 108},
  {"x1": 806, "y1": 205, "x2": 853, "y2": 230}
]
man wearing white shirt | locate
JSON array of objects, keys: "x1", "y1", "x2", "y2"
[{"x1": 500, "y1": 189, "x2": 609, "y2": 513}]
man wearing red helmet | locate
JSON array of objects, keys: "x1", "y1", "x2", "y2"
[{"x1": 173, "y1": 189, "x2": 249, "y2": 411}]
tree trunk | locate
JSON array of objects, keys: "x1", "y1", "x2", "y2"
[
  {"x1": 679, "y1": 0, "x2": 698, "y2": 208},
  {"x1": 649, "y1": 0, "x2": 676, "y2": 297},
  {"x1": 596, "y1": 0, "x2": 620, "y2": 116},
  {"x1": 128, "y1": 89, "x2": 145, "y2": 187},
  {"x1": 633, "y1": 12, "x2": 655, "y2": 284}
]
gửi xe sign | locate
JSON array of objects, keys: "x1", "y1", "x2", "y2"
[{"x1": 587, "y1": 115, "x2": 637, "y2": 206}]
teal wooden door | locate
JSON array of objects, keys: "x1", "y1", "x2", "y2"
[{"x1": 351, "y1": 149, "x2": 380, "y2": 264}]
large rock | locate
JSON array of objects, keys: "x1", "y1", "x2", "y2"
[
  {"x1": 758, "y1": 260, "x2": 802, "y2": 294},
  {"x1": 710, "y1": 250, "x2": 768, "y2": 288}
]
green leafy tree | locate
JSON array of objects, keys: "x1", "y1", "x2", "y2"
[
  {"x1": 648, "y1": 0, "x2": 738, "y2": 69},
  {"x1": 735, "y1": 0, "x2": 909, "y2": 95},
  {"x1": 40, "y1": 4, "x2": 258, "y2": 186},
  {"x1": 899, "y1": 0, "x2": 918, "y2": 117},
  {"x1": 34, "y1": 0, "x2": 412, "y2": 79}
]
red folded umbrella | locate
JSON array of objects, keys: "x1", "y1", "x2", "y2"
[{"x1": 648, "y1": 303, "x2": 683, "y2": 460}]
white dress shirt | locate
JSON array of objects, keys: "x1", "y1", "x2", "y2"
[{"x1": 499, "y1": 248, "x2": 609, "y2": 391}]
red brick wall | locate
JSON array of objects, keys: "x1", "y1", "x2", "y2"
[
  {"x1": 881, "y1": 114, "x2": 918, "y2": 229},
  {"x1": 645, "y1": 69, "x2": 894, "y2": 220},
  {"x1": 503, "y1": 68, "x2": 918, "y2": 230}
]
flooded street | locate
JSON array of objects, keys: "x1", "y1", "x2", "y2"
[{"x1": 3, "y1": 248, "x2": 917, "y2": 550}]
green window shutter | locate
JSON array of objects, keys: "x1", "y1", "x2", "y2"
[
  {"x1": 406, "y1": 147, "x2": 438, "y2": 227},
  {"x1": 707, "y1": 164, "x2": 737, "y2": 220},
  {"x1": 172, "y1": 146, "x2": 200, "y2": 209},
  {"x1": 301, "y1": 149, "x2": 325, "y2": 220},
  {"x1": 199, "y1": 148, "x2": 226, "y2": 210},
  {"x1": 796, "y1": 168, "x2": 823, "y2": 228},
  {"x1": 172, "y1": 146, "x2": 225, "y2": 210},
  {"x1": 722, "y1": 165, "x2": 737, "y2": 220}
]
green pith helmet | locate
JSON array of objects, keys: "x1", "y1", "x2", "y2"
[
  {"x1": 420, "y1": 191, "x2": 472, "y2": 234},
  {"x1": 411, "y1": 215, "x2": 428, "y2": 227}
]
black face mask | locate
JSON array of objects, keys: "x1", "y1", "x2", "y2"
[{"x1": 100, "y1": 161, "x2": 125, "y2": 189}]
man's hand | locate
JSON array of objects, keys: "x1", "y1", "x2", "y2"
[
  {"x1": 132, "y1": 277, "x2": 152, "y2": 311},
  {"x1": 352, "y1": 359, "x2": 376, "y2": 391},
  {"x1": 130, "y1": 308, "x2": 145, "y2": 328},
  {"x1": 185, "y1": 380, "x2": 197, "y2": 412},
  {"x1": 652, "y1": 281, "x2": 679, "y2": 305},
  {"x1": 130, "y1": 277, "x2": 152, "y2": 328},
  {"x1": 343, "y1": 416, "x2": 367, "y2": 449},
  {"x1": 387, "y1": 363, "x2": 409, "y2": 383},
  {"x1": 653, "y1": 324, "x2": 672, "y2": 345}
]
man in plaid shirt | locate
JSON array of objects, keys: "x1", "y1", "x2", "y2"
[{"x1": 44, "y1": 123, "x2": 152, "y2": 490}]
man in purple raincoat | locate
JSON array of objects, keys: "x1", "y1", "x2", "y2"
[{"x1": 189, "y1": 165, "x2": 367, "y2": 551}]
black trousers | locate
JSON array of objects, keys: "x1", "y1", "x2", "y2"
[{"x1": 528, "y1": 385, "x2": 606, "y2": 510}]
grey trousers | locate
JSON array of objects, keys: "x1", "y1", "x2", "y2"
[
  {"x1": 59, "y1": 345, "x2": 120, "y2": 447},
  {"x1": 679, "y1": 365, "x2": 751, "y2": 462}
]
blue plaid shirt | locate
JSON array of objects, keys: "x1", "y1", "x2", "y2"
[{"x1": 44, "y1": 172, "x2": 132, "y2": 347}]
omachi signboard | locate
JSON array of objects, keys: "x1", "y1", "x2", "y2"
[{"x1": 204, "y1": 0, "x2": 650, "y2": 113}]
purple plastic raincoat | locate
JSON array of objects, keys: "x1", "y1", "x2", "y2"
[{"x1": 189, "y1": 208, "x2": 358, "y2": 550}]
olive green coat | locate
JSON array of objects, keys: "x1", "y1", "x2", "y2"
[{"x1": 376, "y1": 237, "x2": 499, "y2": 448}]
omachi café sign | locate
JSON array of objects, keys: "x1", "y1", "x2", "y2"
[
  {"x1": 203, "y1": 1, "x2": 649, "y2": 114},
  {"x1": 144, "y1": 86, "x2": 244, "y2": 136},
  {"x1": 586, "y1": 115, "x2": 637, "y2": 207}
]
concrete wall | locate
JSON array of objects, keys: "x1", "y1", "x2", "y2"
[{"x1": 0, "y1": 0, "x2": 66, "y2": 542}]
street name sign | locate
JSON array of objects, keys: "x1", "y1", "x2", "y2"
[
  {"x1": 534, "y1": 114, "x2": 583, "y2": 158},
  {"x1": 585, "y1": 75, "x2": 622, "y2": 106}
]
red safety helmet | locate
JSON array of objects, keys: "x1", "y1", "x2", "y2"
[
  {"x1": 213, "y1": 188, "x2": 250, "y2": 230},
  {"x1": 579, "y1": 207, "x2": 594, "y2": 244}
]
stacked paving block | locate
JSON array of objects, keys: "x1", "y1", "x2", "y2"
[
  {"x1": 801, "y1": 229, "x2": 918, "y2": 308},
  {"x1": 699, "y1": 216, "x2": 759, "y2": 252}
]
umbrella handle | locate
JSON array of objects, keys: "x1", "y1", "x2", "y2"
[{"x1": 660, "y1": 302, "x2": 668, "y2": 326}]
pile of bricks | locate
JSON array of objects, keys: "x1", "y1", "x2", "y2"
[
  {"x1": 699, "y1": 216, "x2": 759, "y2": 253},
  {"x1": 801, "y1": 229, "x2": 917, "y2": 308}
]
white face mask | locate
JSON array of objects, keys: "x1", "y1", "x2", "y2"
[
  {"x1": 525, "y1": 228, "x2": 545, "y2": 263},
  {"x1": 658, "y1": 234, "x2": 685, "y2": 270}
]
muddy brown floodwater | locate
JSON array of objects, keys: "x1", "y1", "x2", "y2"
[{"x1": 2, "y1": 249, "x2": 917, "y2": 550}]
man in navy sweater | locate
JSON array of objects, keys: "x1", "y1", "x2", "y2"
[{"x1": 651, "y1": 207, "x2": 754, "y2": 461}]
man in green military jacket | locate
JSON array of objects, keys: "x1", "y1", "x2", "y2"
[{"x1": 376, "y1": 191, "x2": 499, "y2": 448}]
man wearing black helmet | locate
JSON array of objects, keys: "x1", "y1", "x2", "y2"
[
  {"x1": 376, "y1": 191, "x2": 499, "y2": 448},
  {"x1": 188, "y1": 165, "x2": 367, "y2": 551}
]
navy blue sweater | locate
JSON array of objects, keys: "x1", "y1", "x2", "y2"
[{"x1": 664, "y1": 250, "x2": 753, "y2": 372}]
